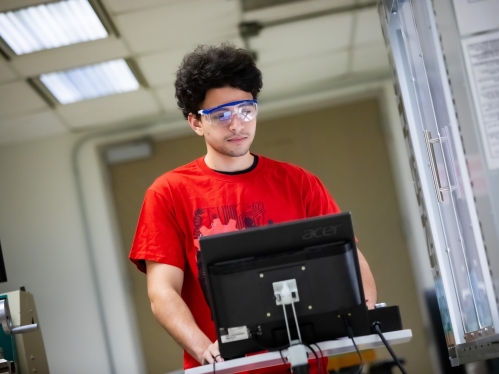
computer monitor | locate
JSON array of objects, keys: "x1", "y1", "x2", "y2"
[{"x1": 199, "y1": 212, "x2": 371, "y2": 359}]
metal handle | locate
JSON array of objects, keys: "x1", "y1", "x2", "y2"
[
  {"x1": 424, "y1": 130, "x2": 459, "y2": 203},
  {"x1": 424, "y1": 130, "x2": 444, "y2": 202},
  {"x1": 0, "y1": 299, "x2": 38, "y2": 335},
  {"x1": 12, "y1": 323, "x2": 38, "y2": 334}
]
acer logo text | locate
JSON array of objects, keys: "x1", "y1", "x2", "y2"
[{"x1": 301, "y1": 224, "x2": 341, "y2": 240}]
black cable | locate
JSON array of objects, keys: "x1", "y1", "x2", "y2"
[
  {"x1": 212, "y1": 355, "x2": 222, "y2": 374},
  {"x1": 279, "y1": 349, "x2": 291, "y2": 372},
  {"x1": 312, "y1": 343, "x2": 328, "y2": 374},
  {"x1": 252, "y1": 335, "x2": 295, "y2": 371},
  {"x1": 305, "y1": 344, "x2": 322, "y2": 374},
  {"x1": 279, "y1": 348, "x2": 287, "y2": 365},
  {"x1": 342, "y1": 316, "x2": 364, "y2": 374},
  {"x1": 251, "y1": 334, "x2": 290, "y2": 352},
  {"x1": 349, "y1": 333, "x2": 364, "y2": 374},
  {"x1": 372, "y1": 322, "x2": 407, "y2": 374}
]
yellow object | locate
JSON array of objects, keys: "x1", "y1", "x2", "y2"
[{"x1": 327, "y1": 349, "x2": 376, "y2": 371}]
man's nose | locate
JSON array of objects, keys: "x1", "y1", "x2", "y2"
[{"x1": 228, "y1": 113, "x2": 244, "y2": 131}]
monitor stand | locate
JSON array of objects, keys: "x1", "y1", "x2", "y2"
[{"x1": 273, "y1": 279, "x2": 310, "y2": 374}]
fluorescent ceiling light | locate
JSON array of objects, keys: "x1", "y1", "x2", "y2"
[
  {"x1": 0, "y1": 0, "x2": 108, "y2": 55},
  {"x1": 40, "y1": 59, "x2": 140, "y2": 104}
]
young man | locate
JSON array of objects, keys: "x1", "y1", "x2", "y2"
[{"x1": 129, "y1": 44, "x2": 377, "y2": 371}]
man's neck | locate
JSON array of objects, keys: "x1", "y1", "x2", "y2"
[{"x1": 204, "y1": 152, "x2": 254, "y2": 172}]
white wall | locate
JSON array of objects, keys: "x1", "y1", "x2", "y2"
[
  {"x1": 0, "y1": 120, "x2": 184, "y2": 374},
  {"x1": 0, "y1": 134, "x2": 113, "y2": 373}
]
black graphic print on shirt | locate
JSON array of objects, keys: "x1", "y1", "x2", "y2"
[{"x1": 193, "y1": 202, "x2": 274, "y2": 309}]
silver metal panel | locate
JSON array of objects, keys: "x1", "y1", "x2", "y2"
[
  {"x1": 432, "y1": 0, "x2": 499, "y2": 312},
  {"x1": 379, "y1": 0, "x2": 499, "y2": 365}
]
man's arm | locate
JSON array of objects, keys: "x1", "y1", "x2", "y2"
[
  {"x1": 146, "y1": 260, "x2": 223, "y2": 364},
  {"x1": 357, "y1": 249, "x2": 377, "y2": 309}
]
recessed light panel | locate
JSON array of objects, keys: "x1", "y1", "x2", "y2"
[
  {"x1": 40, "y1": 59, "x2": 140, "y2": 104},
  {"x1": 0, "y1": 0, "x2": 108, "y2": 55}
]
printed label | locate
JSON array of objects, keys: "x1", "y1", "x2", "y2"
[
  {"x1": 220, "y1": 326, "x2": 249, "y2": 343},
  {"x1": 462, "y1": 31, "x2": 499, "y2": 169}
]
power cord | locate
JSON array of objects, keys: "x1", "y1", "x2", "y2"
[
  {"x1": 212, "y1": 354, "x2": 222, "y2": 374},
  {"x1": 312, "y1": 343, "x2": 328, "y2": 374},
  {"x1": 278, "y1": 343, "x2": 325, "y2": 374},
  {"x1": 251, "y1": 335, "x2": 290, "y2": 353},
  {"x1": 252, "y1": 336, "x2": 294, "y2": 373},
  {"x1": 305, "y1": 344, "x2": 321, "y2": 374},
  {"x1": 343, "y1": 316, "x2": 364, "y2": 374},
  {"x1": 279, "y1": 348, "x2": 291, "y2": 373},
  {"x1": 372, "y1": 321, "x2": 407, "y2": 374}
]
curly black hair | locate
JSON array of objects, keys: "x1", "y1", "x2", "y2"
[{"x1": 174, "y1": 43, "x2": 263, "y2": 119}]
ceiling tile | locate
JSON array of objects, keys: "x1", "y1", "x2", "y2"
[
  {"x1": 0, "y1": 58, "x2": 17, "y2": 84},
  {"x1": 138, "y1": 48, "x2": 200, "y2": 88},
  {"x1": 56, "y1": 89, "x2": 161, "y2": 129},
  {"x1": 0, "y1": 110, "x2": 67, "y2": 146},
  {"x1": 137, "y1": 37, "x2": 245, "y2": 88},
  {"x1": 0, "y1": 81, "x2": 47, "y2": 117},
  {"x1": 242, "y1": 0, "x2": 354, "y2": 23},
  {"x1": 115, "y1": 0, "x2": 240, "y2": 54},
  {"x1": 251, "y1": 13, "x2": 353, "y2": 66},
  {"x1": 354, "y1": 8, "x2": 384, "y2": 46},
  {"x1": 103, "y1": 0, "x2": 181, "y2": 14},
  {"x1": 155, "y1": 86, "x2": 178, "y2": 113},
  {"x1": 0, "y1": 0, "x2": 45, "y2": 12},
  {"x1": 10, "y1": 37, "x2": 129, "y2": 77},
  {"x1": 259, "y1": 50, "x2": 349, "y2": 97},
  {"x1": 351, "y1": 43, "x2": 389, "y2": 73}
]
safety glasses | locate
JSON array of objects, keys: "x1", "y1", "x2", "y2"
[{"x1": 198, "y1": 99, "x2": 258, "y2": 126}]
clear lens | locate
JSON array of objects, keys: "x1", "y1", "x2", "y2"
[
  {"x1": 207, "y1": 102, "x2": 258, "y2": 125},
  {"x1": 210, "y1": 108, "x2": 233, "y2": 124},
  {"x1": 237, "y1": 103, "x2": 257, "y2": 122}
]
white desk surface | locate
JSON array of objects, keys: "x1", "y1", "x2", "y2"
[{"x1": 184, "y1": 329, "x2": 412, "y2": 374}]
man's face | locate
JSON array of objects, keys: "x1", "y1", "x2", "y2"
[{"x1": 190, "y1": 87, "x2": 256, "y2": 158}]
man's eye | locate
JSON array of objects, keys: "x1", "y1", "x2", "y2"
[{"x1": 213, "y1": 111, "x2": 231, "y2": 121}]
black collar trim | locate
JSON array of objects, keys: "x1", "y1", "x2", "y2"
[{"x1": 213, "y1": 155, "x2": 259, "y2": 175}]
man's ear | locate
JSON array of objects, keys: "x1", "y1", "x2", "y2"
[{"x1": 188, "y1": 113, "x2": 204, "y2": 136}]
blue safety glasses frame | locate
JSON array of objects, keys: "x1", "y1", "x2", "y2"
[{"x1": 197, "y1": 99, "x2": 258, "y2": 125}]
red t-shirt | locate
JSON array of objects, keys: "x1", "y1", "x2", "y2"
[{"x1": 129, "y1": 155, "x2": 340, "y2": 371}]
